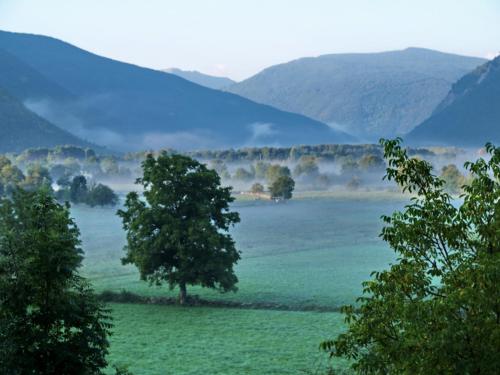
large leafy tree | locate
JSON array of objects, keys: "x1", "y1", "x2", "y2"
[
  {"x1": 0, "y1": 188, "x2": 111, "y2": 374},
  {"x1": 269, "y1": 175, "x2": 295, "y2": 200},
  {"x1": 322, "y1": 139, "x2": 500, "y2": 374},
  {"x1": 118, "y1": 153, "x2": 241, "y2": 304}
]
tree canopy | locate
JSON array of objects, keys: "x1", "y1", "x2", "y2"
[
  {"x1": 269, "y1": 175, "x2": 295, "y2": 200},
  {"x1": 321, "y1": 139, "x2": 500, "y2": 374},
  {"x1": 0, "y1": 188, "x2": 111, "y2": 374},
  {"x1": 118, "y1": 153, "x2": 241, "y2": 304}
]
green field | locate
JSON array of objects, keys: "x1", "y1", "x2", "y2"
[{"x1": 73, "y1": 195, "x2": 405, "y2": 374}]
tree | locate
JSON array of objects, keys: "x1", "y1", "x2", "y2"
[
  {"x1": 340, "y1": 159, "x2": 359, "y2": 174},
  {"x1": 293, "y1": 156, "x2": 319, "y2": 178},
  {"x1": 266, "y1": 164, "x2": 290, "y2": 185},
  {"x1": 118, "y1": 153, "x2": 241, "y2": 305},
  {"x1": 269, "y1": 175, "x2": 295, "y2": 200},
  {"x1": 23, "y1": 164, "x2": 52, "y2": 191},
  {"x1": 250, "y1": 182, "x2": 265, "y2": 194},
  {"x1": 359, "y1": 154, "x2": 385, "y2": 172},
  {"x1": 254, "y1": 161, "x2": 271, "y2": 179},
  {"x1": 209, "y1": 159, "x2": 230, "y2": 180},
  {"x1": 0, "y1": 157, "x2": 24, "y2": 196},
  {"x1": 440, "y1": 163, "x2": 466, "y2": 194},
  {"x1": 321, "y1": 139, "x2": 500, "y2": 374},
  {"x1": 233, "y1": 167, "x2": 254, "y2": 181},
  {"x1": 86, "y1": 183, "x2": 119, "y2": 207},
  {"x1": 0, "y1": 188, "x2": 111, "y2": 374},
  {"x1": 70, "y1": 175, "x2": 89, "y2": 204}
]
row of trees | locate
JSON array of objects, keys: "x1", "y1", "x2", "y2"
[
  {"x1": 56, "y1": 175, "x2": 119, "y2": 207},
  {"x1": 0, "y1": 156, "x2": 118, "y2": 207}
]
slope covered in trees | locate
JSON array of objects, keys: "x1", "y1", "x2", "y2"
[
  {"x1": 0, "y1": 30, "x2": 352, "y2": 151},
  {"x1": 0, "y1": 87, "x2": 93, "y2": 153},
  {"x1": 227, "y1": 48, "x2": 485, "y2": 139},
  {"x1": 408, "y1": 56, "x2": 500, "y2": 146}
]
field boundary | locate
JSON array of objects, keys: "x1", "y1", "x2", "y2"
[{"x1": 98, "y1": 290, "x2": 342, "y2": 313}]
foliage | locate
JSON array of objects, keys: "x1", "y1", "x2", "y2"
[
  {"x1": 294, "y1": 156, "x2": 320, "y2": 178},
  {"x1": 340, "y1": 159, "x2": 359, "y2": 174},
  {"x1": 118, "y1": 153, "x2": 241, "y2": 304},
  {"x1": 0, "y1": 156, "x2": 24, "y2": 196},
  {"x1": 57, "y1": 175, "x2": 118, "y2": 207},
  {"x1": 440, "y1": 163, "x2": 466, "y2": 194},
  {"x1": 0, "y1": 189, "x2": 111, "y2": 374},
  {"x1": 250, "y1": 182, "x2": 265, "y2": 194},
  {"x1": 254, "y1": 161, "x2": 271, "y2": 179},
  {"x1": 70, "y1": 175, "x2": 89, "y2": 204},
  {"x1": 86, "y1": 183, "x2": 119, "y2": 207},
  {"x1": 269, "y1": 175, "x2": 295, "y2": 200},
  {"x1": 321, "y1": 139, "x2": 500, "y2": 374},
  {"x1": 233, "y1": 166, "x2": 255, "y2": 181},
  {"x1": 266, "y1": 164, "x2": 291, "y2": 185},
  {"x1": 209, "y1": 159, "x2": 230, "y2": 179},
  {"x1": 358, "y1": 154, "x2": 385, "y2": 172},
  {"x1": 22, "y1": 163, "x2": 52, "y2": 191}
]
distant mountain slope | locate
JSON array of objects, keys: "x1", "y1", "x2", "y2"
[
  {"x1": 0, "y1": 47, "x2": 73, "y2": 101},
  {"x1": 227, "y1": 48, "x2": 486, "y2": 139},
  {"x1": 163, "y1": 68, "x2": 235, "y2": 89},
  {"x1": 407, "y1": 56, "x2": 500, "y2": 146},
  {"x1": 0, "y1": 87, "x2": 93, "y2": 153},
  {"x1": 0, "y1": 30, "x2": 353, "y2": 151}
]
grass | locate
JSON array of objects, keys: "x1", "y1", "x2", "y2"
[
  {"x1": 106, "y1": 304, "x2": 349, "y2": 375},
  {"x1": 70, "y1": 195, "x2": 406, "y2": 374}
]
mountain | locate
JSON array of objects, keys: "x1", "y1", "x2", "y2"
[
  {"x1": 407, "y1": 56, "x2": 500, "y2": 146},
  {"x1": 0, "y1": 87, "x2": 93, "y2": 153},
  {"x1": 162, "y1": 68, "x2": 235, "y2": 89},
  {"x1": 0, "y1": 47, "x2": 73, "y2": 101},
  {"x1": 226, "y1": 48, "x2": 486, "y2": 139},
  {"x1": 0, "y1": 30, "x2": 353, "y2": 151}
]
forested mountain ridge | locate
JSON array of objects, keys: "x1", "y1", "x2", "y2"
[
  {"x1": 408, "y1": 55, "x2": 500, "y2": 146},
  {"x1": 227, "y1": 48, "x2": 486, "y2": 139},
  {"x1": 0, "y1": 30, "x2": 353, "y2": 151},
  {"x1": 0, "y1": 87, "x2": 94, "y2": 153}
]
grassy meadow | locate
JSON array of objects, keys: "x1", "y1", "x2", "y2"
[{"x1": 73, "y1": 195, "x2": 406, "y2": 374}]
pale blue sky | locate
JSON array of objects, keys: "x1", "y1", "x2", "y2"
[{"x1": 0, "y1": 0, "x2": 498, "y2": 80}]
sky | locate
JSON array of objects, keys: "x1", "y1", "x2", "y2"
[{"x1": 0, "y1": 0, "x2": 499, "y2": 80}]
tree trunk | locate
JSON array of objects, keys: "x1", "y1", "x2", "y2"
[{"x1": 179, "y1": 282, "x2": 187, "y2": 305}]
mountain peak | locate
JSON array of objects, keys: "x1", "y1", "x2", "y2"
[{"x1": 162, "y1": 68, "x2": 236, "y2": 90}]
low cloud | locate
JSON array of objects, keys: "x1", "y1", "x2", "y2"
[{"x1": 140, "y1": 131, "x2": 217, "y2": 151}]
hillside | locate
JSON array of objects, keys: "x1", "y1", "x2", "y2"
[
  {"x1": 0, "y1": 87, "x2": 93, "y2": 153},
  {"x1": 227, "y1": 48, "x2": 486, "y2": 139},
  {"x1": 0, "y1": 30, "x2": 353, "y2": 151},
  {"x1": 163, "y1": 68, "x2": 235, "y2": 89},
  {"x1": 407, "y1": 56, "x2": 500, "y2": 146},
  {"x1": 0, "y1": 47, "x2": 73, "y2": 101}
]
